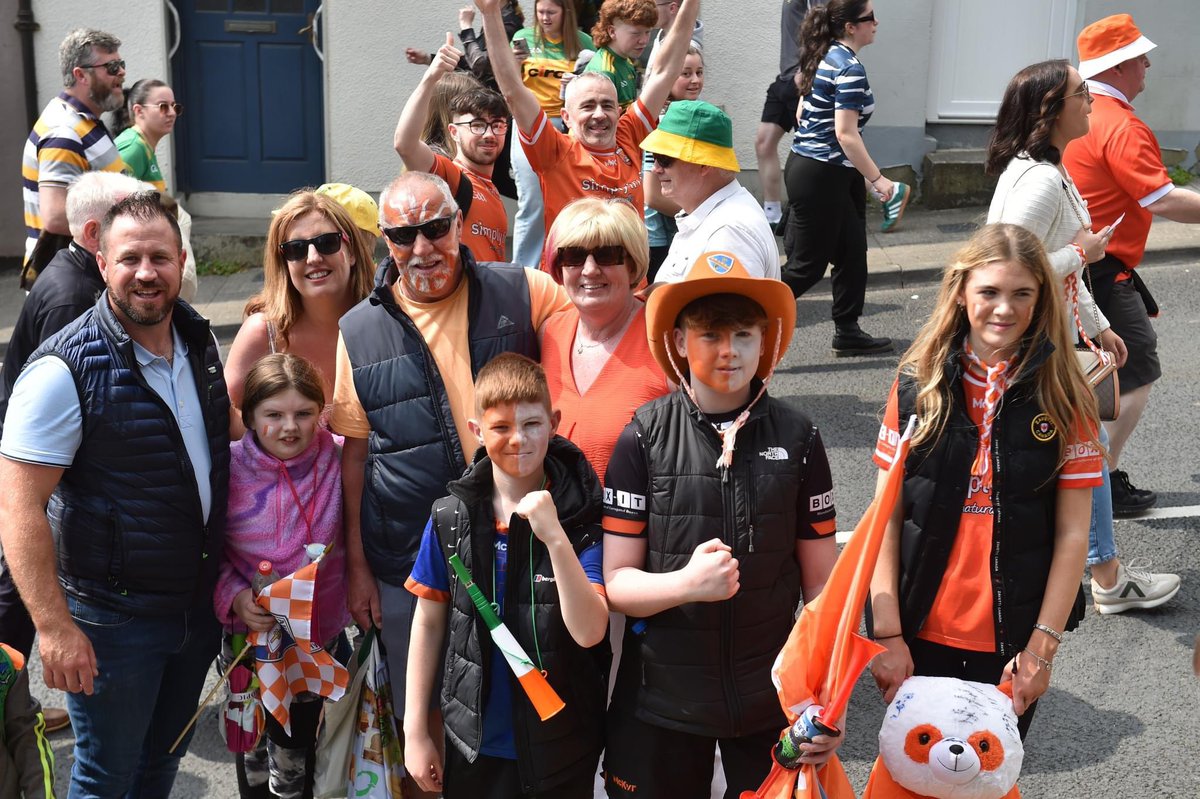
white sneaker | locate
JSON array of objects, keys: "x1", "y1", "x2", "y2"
[{"x1": 1090, "y1": 560, "x2": 1181, "y2": 615}]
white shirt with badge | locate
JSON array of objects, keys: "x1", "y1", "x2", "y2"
[{"x1": 656, "y1": 179, "x2": 782, "y2": 283}]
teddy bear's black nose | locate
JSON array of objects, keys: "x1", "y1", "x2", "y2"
[{"x1": 949, "y1": 744, "x2": 964, "y2": 756}]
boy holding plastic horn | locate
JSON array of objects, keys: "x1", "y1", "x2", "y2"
[{"x1": 404, "y1": 353, "x2": 609, "y2": 798}]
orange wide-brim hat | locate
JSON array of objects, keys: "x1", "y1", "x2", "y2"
[
  {"x1": 1077, "y1": 14, "x2": 1156, "y2": 80},
  {"x1": 645, "y1": 251, "x2": 796, "y2": 380}
]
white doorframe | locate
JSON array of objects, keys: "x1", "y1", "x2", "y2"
[{"x1": 927, "y1": 0, "x2": 1080, "y2": 123}]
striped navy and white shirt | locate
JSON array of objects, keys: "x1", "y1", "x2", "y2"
[{"x1": 790, "y1": 41, "x2": 874, "y2": 167}]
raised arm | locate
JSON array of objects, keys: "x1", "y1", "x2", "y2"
[
  {"x1": 639, "y1": 0, "x2": 700, "y2": 113},
  {"x1": 395, "y1": 32, "x2": 464, "y2": 173},
  {"x1": 477, "y1": 0, "x2": 541, "y2": 132}
]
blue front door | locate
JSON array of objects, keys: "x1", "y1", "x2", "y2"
[{"x1": 173, "y1": 0, "x2": 325, "y2": 193}]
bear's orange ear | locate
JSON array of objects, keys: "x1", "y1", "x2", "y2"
[
  {"x1": 903, "y1": 724, "x2": 942, "y2": 763},
  {"x1": 995, "y1": 681, "x2": 1014, "y2": 699}
]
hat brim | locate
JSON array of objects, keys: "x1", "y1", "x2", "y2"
[
  {"x1": 646, "y1": 275, "x2": 796, "y2": 380},
  {"x1": 641, "y1": 128, "x2": 741, "y2": 172},
  {"x1": 1078, "y1": 34, "x2": 1156, "y2": 79}
]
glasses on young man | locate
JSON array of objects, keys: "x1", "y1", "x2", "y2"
[
  {"x1": 152, "y1": 101, "x2": 185, "y2": 116},
  {"x1": 853, "y1": 12, "x2": 876, "y2": 23},
  {"x1": 557, "y1": 245, "x2": 627, "y2": 268},
  {"x1": 80, "y1": 59, "x2": 126, "y2": 76},
  {"x1": 383, "y1": 216, "x2": 455, "y2": 247},
  {"x1": 279, "y1": 231, "x2": 346, "y2": 262},
  {"x1": 451, "y1": 118, "x2": 509, "y2": 136}
]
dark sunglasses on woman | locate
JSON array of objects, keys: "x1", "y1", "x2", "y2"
[
  {"x1": 557, "y1": 245, "x2": 627, "y2": 268},
  {"x1": 279, "y1": 231, "x2": 346, "y2": 261},
  {"x1": 382, "y1": 216, "x2": 454, "y2": 246}
]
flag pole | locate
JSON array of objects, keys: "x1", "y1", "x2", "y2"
[{"x1": 168, "y1": 639, "x2": 253, "y2": 754}]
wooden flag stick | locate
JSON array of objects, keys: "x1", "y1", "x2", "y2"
[{"x1": 168, "y1": 639, "x2": 254, "y2": 754}]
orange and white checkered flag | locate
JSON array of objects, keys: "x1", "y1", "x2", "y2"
[{"x1": 249, "y1": 556, "x2": 349, "y2": 735}]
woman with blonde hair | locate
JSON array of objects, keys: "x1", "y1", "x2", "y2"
[
  {"x1": 869, "y1": 223, "x2": 1103, "y2": 740},
  {"x1": 539, "y1": 197, "x2": 668, "y2": 480},
  {"x1": 224, "y1": 189, "x2": 375, "y2": 436}
]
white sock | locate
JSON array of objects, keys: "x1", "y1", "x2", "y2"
[{"x1": 763, "y1": 201, "x2": 782, "y2": 224}]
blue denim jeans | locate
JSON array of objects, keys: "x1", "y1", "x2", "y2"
[
  {"x1": 65, "y1": 594, "x2": 221, "y2": 799},
  {"x1": 510, "y1": 116, "x2": 565, "y2": 268},
  {"x1": 1088, "y1": 426, "x2": 1119, "y2": 566}
]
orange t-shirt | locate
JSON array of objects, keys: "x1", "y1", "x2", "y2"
[
  {"x1": 873, "y1": 368, "x2": 1103, "y2": 652},
  {"x1": 541, "y1": 304, "x2": 670, "y2": 480},
  {"x1": 518, "y1": 100, "x2": 657, "y2": 246},
  {"x1": 430, "y1": 153, "x2": 508, "y2": 263},
  {"x1": 1062, "y1": 94, "x2": 1172, "y2": 271},
  {"x1": 330, "y1": 268, "x2": 570, "y2": 458}
]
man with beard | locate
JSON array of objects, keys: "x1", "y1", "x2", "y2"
[
  {"x1": 21, "y1": 28, "x2": 129, "y2": 286},
  {"x1": 395, "y1": 33, "x2": 510, "y2": 262},
  {"x1": 480, "y1": 0, "x2": 700, "y2": 266},
  {"x1": 330, "y1": 172, "x2": 568, "y2": 778},
  {"x1": 0, "y1": 192, "x2": 228, "y2": 796}
]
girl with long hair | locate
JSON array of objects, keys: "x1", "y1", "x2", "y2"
[
  {"x1": 224, "y1": 189, "x2": 375, "y2": 436},
  {"x1": 869, "y1": 223, "x2": 1103, "y2": 740},
  {"x1": 781, "y1": 0, "x2": 894, "y2": 356},
  {"x1": 985, "y1": 59, "x2": 1179, "y2": 612}
]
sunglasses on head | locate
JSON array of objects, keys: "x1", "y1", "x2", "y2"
[
  {"x1": 382, "y1": 216, "x2": 454, "y2": 246},
  {"x1": 80, "y1": 59, "x2": 126, "y2": 76},
  {"x1": 652, "y1": 153, "x2": 676, "y2": 169},
  {"x1": 148, "y1": 101, "x2": 184, "y2": 116},
  {"x1": 279, "y1": 231, "x2": 345, "y2": 262},
  {"x1": 557, "y1": 245, "x2": 627, "y2": 268}
]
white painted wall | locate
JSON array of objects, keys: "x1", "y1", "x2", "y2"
[{"x1": 31, "y1": 0, "x2": 176, "y2": 190}]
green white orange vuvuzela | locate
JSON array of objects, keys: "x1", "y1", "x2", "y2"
[{"x1": 448, "y1": 554, "x2": 566, "y2": 721}]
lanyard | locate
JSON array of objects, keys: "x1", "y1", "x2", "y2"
[{"x1": 278, "y1": 460, "x2": 318, "y2": 546}]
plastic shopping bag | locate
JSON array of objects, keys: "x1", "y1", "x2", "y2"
[
  {"x1": 220, "y1": 634, "x2": 263, "y2": 754},
  {"x1": 314, "y1": 627, "x2": 407, "y2": 799}
]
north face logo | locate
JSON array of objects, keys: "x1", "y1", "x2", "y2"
[
  {"x1": 759, "y1": 447, "x2": 787, "y2": 461},
  {"x1": 497, "y1": 315, "x2": 514, "y2": 329}
]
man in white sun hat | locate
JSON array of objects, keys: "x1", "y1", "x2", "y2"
[{"x1": 1063, "y1": 14, "x2": 1200, "y2": 519}]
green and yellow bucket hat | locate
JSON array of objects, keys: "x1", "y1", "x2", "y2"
[{"x1": 640, "y1": 100, "x2": 740, "y2": 172}]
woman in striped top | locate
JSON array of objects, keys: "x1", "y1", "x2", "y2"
[{"x1": 780, "y1": 0, "x2": 893, "y2": 356}]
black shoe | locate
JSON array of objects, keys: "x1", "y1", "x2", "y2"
[
  {"x1": 1110, "y1": 469, "x2": 1156, "y2": 517},
  {"x1": 832, "y1": 326, "x2": 893, "y2": 357}
]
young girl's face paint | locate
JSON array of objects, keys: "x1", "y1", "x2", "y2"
[
  {"x1": 249, "y1": 388, "x2": 322, "y2": 461},
  {"x1": 671, "y1": 54, "x2": 705, "y2": 101},
  {"x1": 959, "y1": 258, "x2": 1040, "y2": 363}
]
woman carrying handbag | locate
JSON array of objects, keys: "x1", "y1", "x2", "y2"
[{"x1": 985, "y1": 59, "x2": 1180, "y2": 615}]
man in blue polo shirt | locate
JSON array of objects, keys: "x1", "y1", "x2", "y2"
[{"x1": 0, "y1": 192, "x2": 229, "y2": 797}]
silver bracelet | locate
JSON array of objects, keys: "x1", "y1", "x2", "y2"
[
  {"x1": 1033, "y1": 623, "x2": 1063, "y2": 643},
  {"x1": 1022, "y1": 648, "x2": 1053, "y2": 672}
]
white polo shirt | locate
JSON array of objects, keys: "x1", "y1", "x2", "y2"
[{"x1": 656, "y1": 180, "x2": 782, "y2": 283}]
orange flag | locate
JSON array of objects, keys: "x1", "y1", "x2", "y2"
[{"x1": 742, "y1": 416, "x2": 915, "y2": 799}]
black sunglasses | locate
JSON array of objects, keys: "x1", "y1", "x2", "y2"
[
  {"x1": 382, "y1": 216, "x2": 454, "y2": 246},
  {"x1": 80, "y1": 59, "x2": 126, "y2": 76},
  {"x1": 279, "y1": 231, "x2": 345, "y2": 262},
  {"x1": 652, "y1": 153, "x2": 676, "y2": 169},
  {"x1": 854, "y1": 12, "x2": 876, "y2": 23},
  {"x1": 557, "y1": 245, "x2": 627, "y2": 268}
]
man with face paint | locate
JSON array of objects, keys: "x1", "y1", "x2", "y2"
[
  {"x1": 395, "y1": 32, "x2": 511, "y2": 263},
  {"x1": 330, "y1": 171, "x2": 570, "y2": 745},
  {"x1": 0, "y1": 192, "x2": 229, "y2": 796},
  {"x1": 480, "y1": 0, "x2": 700, "y2": 268},
  {"x1": 21, "y1": 28, "x2": 130, "y2": 288}
]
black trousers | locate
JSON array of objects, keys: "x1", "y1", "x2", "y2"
[
  {"x1": 908, "y1": 638, "x2": 1039, "y2": 740},
  {"x1": 443, "y1": 744, "x2": 597, "y2": 799},
  {"x1": 781, "y1": 152, "x2": 869, "y2": 327},
  {"x1": 0, "y1": 556, "x2": 35, "y2": 657}
]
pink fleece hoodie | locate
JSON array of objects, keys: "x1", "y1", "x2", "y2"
[{"x1": 214, "y1": 427, "x2": 351, "y2": 645}]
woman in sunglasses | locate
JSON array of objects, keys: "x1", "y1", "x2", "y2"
[
  {"x1": 113, "y1": 78, "x2": 180, "y2": 192},
  {"x1": 224, "y1": 189, "x2": 376, "y2": 437},
  {"x1": 539, "y1": 197, "x2": 669, "y2": 481}
]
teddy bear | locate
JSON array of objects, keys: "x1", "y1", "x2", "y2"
[{"x1": 861, "y1": 676, "x2": 1023, "y2": 799}]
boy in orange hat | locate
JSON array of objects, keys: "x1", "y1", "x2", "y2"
[{"x1": 601, "y1": 252, "x2": 842, "y2": 797}]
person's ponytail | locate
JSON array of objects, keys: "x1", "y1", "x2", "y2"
[{"x1": 795, "y1": 4, "x2": 834, "y2": 96}]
